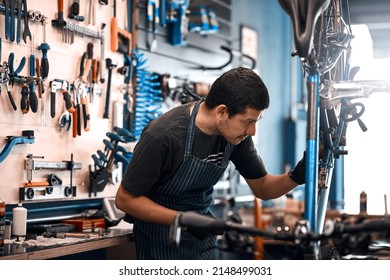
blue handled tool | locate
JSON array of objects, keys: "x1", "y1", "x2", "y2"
[{"x1": 0, "y1": 131, "x2": 35, "y2": 163}]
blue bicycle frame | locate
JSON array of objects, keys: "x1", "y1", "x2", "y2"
[{"x1": 280, "y1": 0, "x2": 355, "y2": 249}]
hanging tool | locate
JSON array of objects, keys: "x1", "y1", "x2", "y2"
[
  {"x1": 50, "y1": 79, "x2": 62, "y2": 118},
  {"x1": 146, "y1": 0, "x2": 158, "y2": 52},
  {"x1": 9, "y1": 0, "x2": 16, "y2": 42},
  {"x1": 58, "y1": 110, "x2": 72, "y2": 131},
  {"x1": 90, "y1": 58, "x2": 99, "y2": 103},
  {"x1": 68, "y1": 0, "x2": 85, "y2": 21},
  {"x1": 8, "y1": 52, "x2": 26, "y2": 86},
  {"x1": 52, "y1": 0, "x2": 102, "y2": 43},
  {"x1": 88, "y1": 0, "x2": 96, "y2": 25},
  {"x1": 28, "y1": 36, "x2": 38, "y2": 113},
  {"x1": 38, "y1": 16, "x2": 50, "y2": 80},
  {"x1": 20, "y1": 79, "x2": 38, "y2": 115},
  {"x1": 56, "y1": 80, "x2": 72, "y2": 131},
  {"x1": 22, "y1": 0, "x2": 32, "y2": 43},
  {"x1": 75, "y1": 85, "x2": 82, "y2": 136},
  {"x1": 16, "y1": 0, "x2": 22, "y2": 44},
  {"x1": 4, "y1": 0, "x2": 10, "y2": 40},
  {"x1": 111, "y1": 0, "x2": 132, "y2": 54},
  {"x1": 74, "y1": 43, "x2": 93, "y2": 132},
  {"x1": 100, "y1": 23, "x2": 106, "y2": 83},
  {"x1": 59, "y1": 81, "x2": 72, "y2": 131},
  {"x1": 71, "y1": 86, "x2": 78, "y2": 138},
  {"x1": 0, "y1": 131, "x2": 35, "y2": 163},
  {"x1": 1, "y1": 62, "x2": 16, "y2": 110},
  {"x1": 35, "y1": 57, "x2": 45, "y2": 125},
  {"x1": 59, "y1": 80, "x2": 74, "y2": 111},
  {"x1": 20, "y1": 83, "x2": 30, "y2": 114},
  {"x1": 103, "y1": 58, "x2": 117, "y2": 119},
  {"x1": 6, "y1": 52, "x2": 26, "y2": 110},
  {"x1": 166, "y1": 0, "x2": 190, "y2": 46}
]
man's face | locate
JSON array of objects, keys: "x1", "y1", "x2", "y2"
[{"x1": 218, "y1": 107, "x2": 263, "y2": 145}]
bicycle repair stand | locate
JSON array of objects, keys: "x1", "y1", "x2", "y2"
[{"x1": 21, "y1": 153, "x2": 82, "y2": 201}]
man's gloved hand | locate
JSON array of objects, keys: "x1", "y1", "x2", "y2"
[
  {"x1": 288, "y1": 152, "x2": 306, "y2": 185},
  {"x1": 185, "y1": 213, "x2": 224, "y2": 240}
]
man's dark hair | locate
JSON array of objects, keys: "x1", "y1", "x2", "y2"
[{"x1": 204, "y1": 67, "x2": 270, "y2": 117}]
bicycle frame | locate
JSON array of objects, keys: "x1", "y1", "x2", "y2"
[
  {"x1": 281, "y1": 0, "x2": 355, "y2": 258},
  {"x1": 305, "y1": 0, "x2": 354, "y2": 235}
]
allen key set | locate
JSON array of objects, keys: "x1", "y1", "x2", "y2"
[{"x1": 51, "y1": 0, "x2": 103, "y2": 44}]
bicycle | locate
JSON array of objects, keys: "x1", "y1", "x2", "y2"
[
  {"x1": 170, "y1": 0, "x2": 390, "y2": 259},
  {"x1": 277, "y1": 0, "x2": 390, "y2": 258},
  {"x1": 169, "y1": 210, "x2": 390, "y2": 260}
]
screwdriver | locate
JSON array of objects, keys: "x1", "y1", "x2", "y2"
[
  {"x1": 38, "y1": 17, "x2": 50, "y2": 80},
  {"x1": 20, "y1": 84, "x2": 29, "y2": 114},
  {"x1": 29, "y1": 37, "x2": 38, "y2": 113}
]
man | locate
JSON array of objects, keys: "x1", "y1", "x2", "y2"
[{"x1": 115, "y1": 67, "x2": 305, "y2": 259}]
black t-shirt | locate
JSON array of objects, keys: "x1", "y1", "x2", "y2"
[{"x1": 121, "y1": 102, "x2": 267, "y2": 196}]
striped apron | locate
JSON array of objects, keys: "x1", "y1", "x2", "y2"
[{"x1": 133, "y1": 100, "x2": 233, "y2": 259}]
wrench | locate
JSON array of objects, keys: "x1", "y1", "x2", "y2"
[
  {"x1": 22, "y1": 0, "x2": 32, "y2": 43},
  {"x1": 5, "y1": 0, "x2": 10, "y2": 40},
  {"x1": 10, "y1": 0, "x2": 16, "y2": 42},
  {"x1": 16, "y1": 0, "x2": 22, "y2": 44}
]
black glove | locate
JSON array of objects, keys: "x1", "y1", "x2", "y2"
[
  {"x1": 288, "y1": 152, "x2": 306, "y2": 185},
  {"x1": 186, "y1": 213, "x2": 224, "y2": 241}
]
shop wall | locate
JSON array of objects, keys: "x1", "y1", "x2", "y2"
[{"x1": 0, "y1": 0, "x2": 296, "y2": 206}]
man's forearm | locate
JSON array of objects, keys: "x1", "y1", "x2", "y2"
[
  {"x1": 115, "y1": 185, "x2": 178, "y2": 225},
  {"x1": 246, "y1": 173, "x2": 298, "y2": 200}
]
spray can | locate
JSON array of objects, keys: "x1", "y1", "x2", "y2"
[
  {"x1": 12, "y1": 203, "x2": 27, "y2": 240},
  {"x1": 0, "y1": 198, "x2": 5, "y2": 248}
]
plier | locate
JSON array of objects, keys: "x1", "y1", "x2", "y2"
[
  {"x1": 8, "y1": 52, "x2": 26, "y2": 85},
  {"x1": 5, "y1": 52, "x2": 26, "y2": 110}
]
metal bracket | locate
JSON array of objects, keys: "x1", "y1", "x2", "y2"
[{"x1": 24, "y1": 153, "x2": 82, "y2": 182}]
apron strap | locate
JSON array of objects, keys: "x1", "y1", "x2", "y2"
[{"x1": 184, "y1": 100, "x2": 202, "y2": 156}]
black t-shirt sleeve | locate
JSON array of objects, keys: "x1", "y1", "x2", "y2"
[
  {"x1": 230, "y1": 136, "x2": 267, "y2": 179},
  {"x1": 121, "y1": 130, "x2": 167, "y2": 196}
]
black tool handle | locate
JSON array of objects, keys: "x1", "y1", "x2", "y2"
[
  {"x1": 62, "y1": 90, "x2": 75, "y2": 113},
  {"x1": 103, "y1": 59, "x2": 113, "y2": 119},
  {"x1": 10, "y1": 0, "x2": 16, "y2": 42},
  {"x1": 7, "y1": 89, "x2": 17, "y2": 110},
  {"x1": 20, "y1": 84, "x2": 29, "y2": 114},
  {"x1": 77, "y1": 104, "x2": 82, "y2": 136},
  {"x1": 79, "y1": 52, "x2": 87, "y2": 77},
  {"x1": 29, "y1": 54, "x2": 38, "y2": 113},
  {"x1": 29, "y1": 88, "x2": 38, "y2": 113},
  {"x1": 41, "y1": 54, "x2": 49, "y2": 79},
  {"x1": 50, "y1": 90, "x2": 56, "y2": 118}
]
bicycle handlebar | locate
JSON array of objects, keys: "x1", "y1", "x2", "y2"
[{"x1": 170, "y1": 211, "x2": 390, "y2": 248}]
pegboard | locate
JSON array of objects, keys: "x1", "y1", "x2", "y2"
[
  {"x1": 0, "y1": 0, "x2": 240, "y2": 206},
  {"x1": 0, "y1": 0, "x2": 131, "y2": 205}
]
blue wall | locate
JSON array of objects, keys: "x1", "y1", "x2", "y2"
[{"x1": 232, "y1": 0, "x2": 301, "y2": 174}]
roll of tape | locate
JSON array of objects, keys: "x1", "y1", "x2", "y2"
[{"x1": 12, "y1": 203, "x2": 27, "y2": 238}]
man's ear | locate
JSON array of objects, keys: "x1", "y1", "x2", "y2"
[{"x1": 216, "y1": 105, "x2": 228, "y2": 118}]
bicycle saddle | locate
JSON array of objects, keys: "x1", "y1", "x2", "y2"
[{"x1": 278, "y1": 0, "x2": 331, "y2": 59}]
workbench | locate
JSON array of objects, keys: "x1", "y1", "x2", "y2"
[{"x1": 0, "y1": 228, "x2": 134, "y2": 260}]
